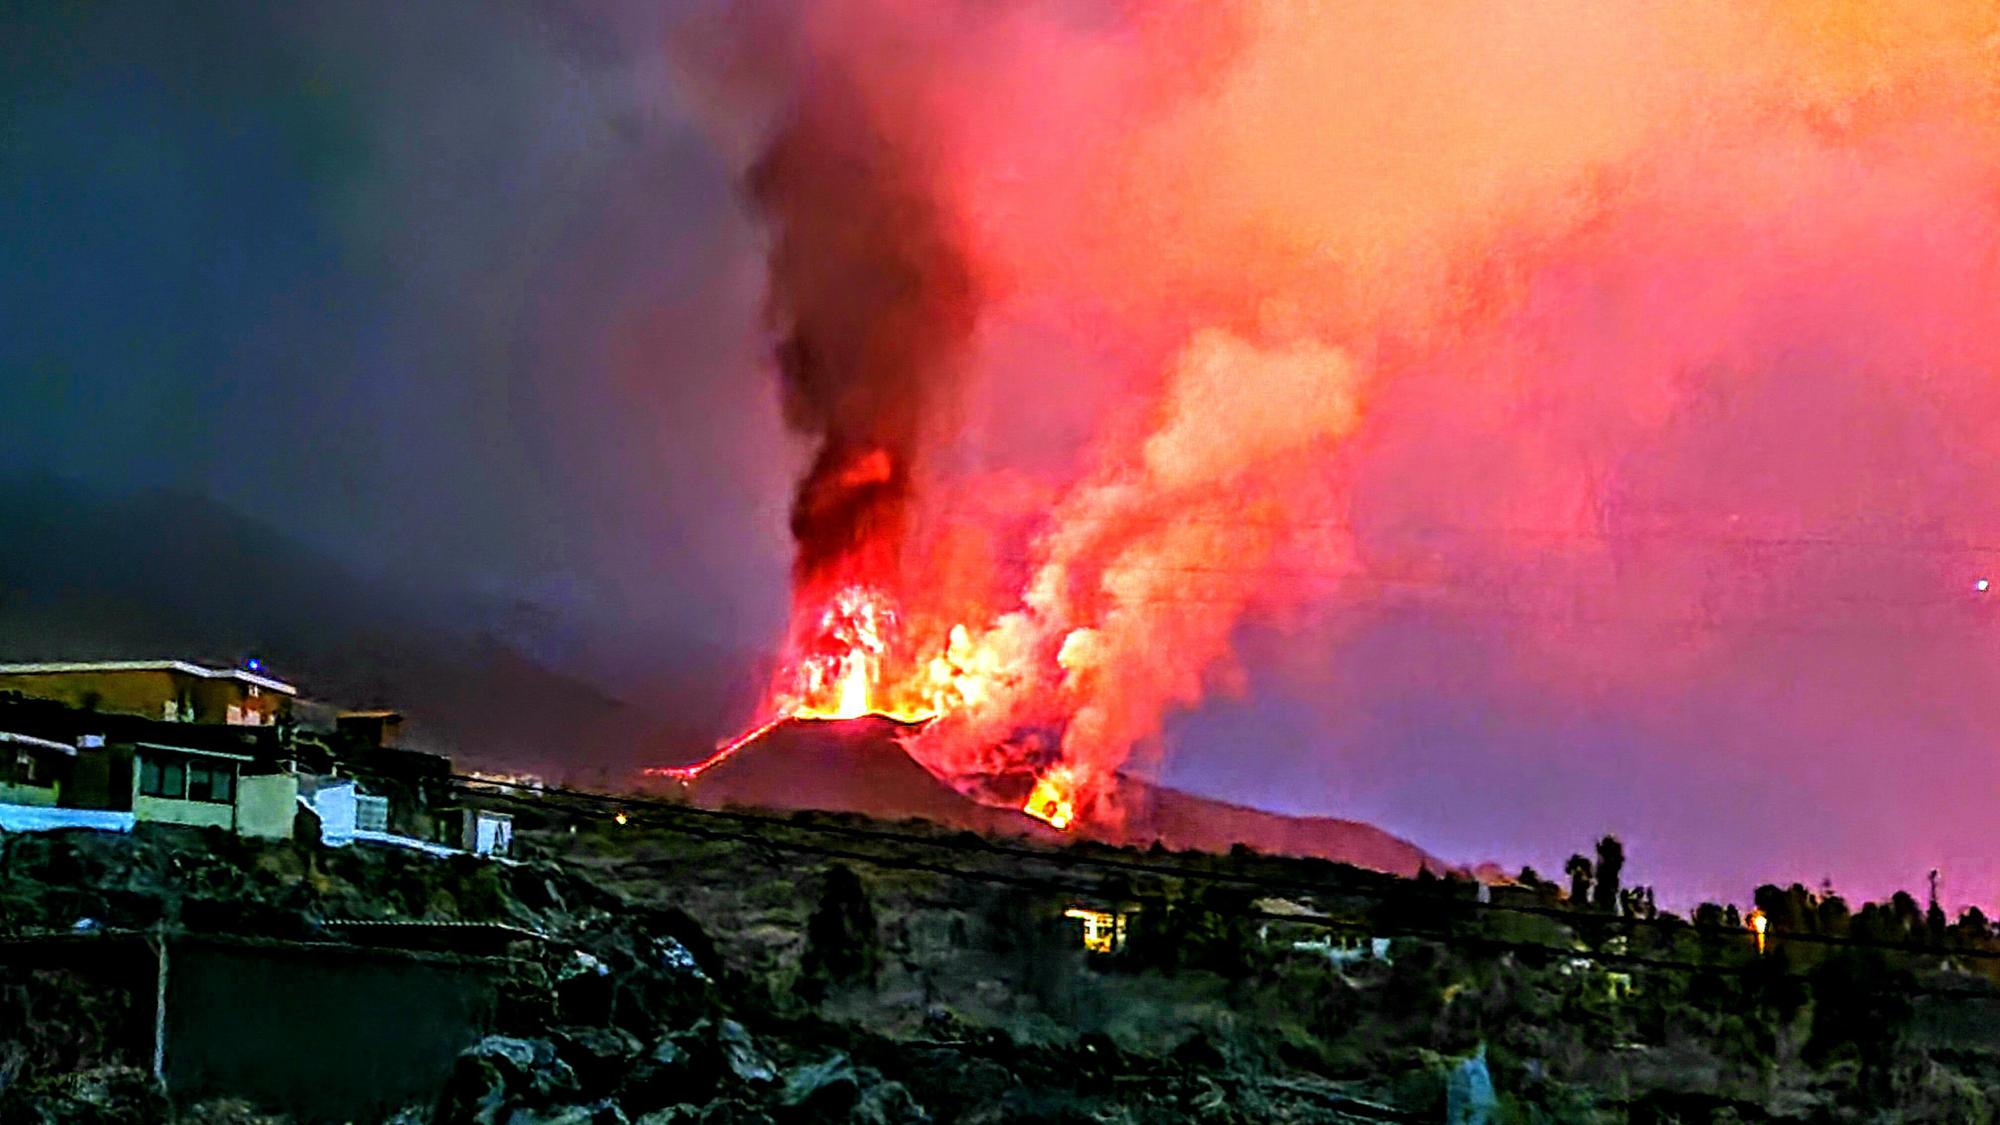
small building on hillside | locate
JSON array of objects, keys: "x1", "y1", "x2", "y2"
[
  {"x1": 0, "y1": 695, "x2": 115, "y2": 810},
  {"x1": 0, "y1": 694, "x2": 298, "y2": 840},
  {"x1": 332, "y1": 744, "x2": 453, "y2": 839},
  {"x1": 1064, "y1": 904, "x2": 1136, "y2": 955},
  {"x1": 0, "y1": 684, "x2": 516, "y2": 859},
  {"x1": 336, "y1": 710, "x2": 404, "y2": 749},
  {"x1": 437, "y1": 805, "x2": 514, "y2": 857},
  {"x1": 0, "y1": 661, "x2": 296, "y2": 726},
  {"x1": 66, "y1": 735, "x2": 297, "y2": 840},
  {"x1": 0, "y1": 730, "x2": 78, "y2": 807}
]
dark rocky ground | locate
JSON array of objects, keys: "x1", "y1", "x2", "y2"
[{"x1": 3, "y1": 806, "x2": 2000, "y2": 1123}]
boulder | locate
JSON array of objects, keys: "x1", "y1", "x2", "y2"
[
  {"x1": 779, "y1": 1053, "x2": 929, "y2": 1125},
  {"x1": 551, "y1": 1025, "x2": 644, "y2": 1095},
  {"x1": 617, "y1": 1028, "x2": 715, "y2": 1114},
  {"x1": 437, "y1": 1036, "x2": 581, "y2": 1125},
  {"x1": 0, "y1": 1066, "x2": 168, "y2": 1125},
  {"x1": 718, "y1": 1021, "x2": 777, "y2": 1087},
  {"x1": 855, "y1": 1079, "x2": 929, "y2": 1125},
  {"x1": 780, "y1": 1054, "x2": 863, "y2": 1117},
  {"x1": 556, "y1": 952, "x2": 617, "y2": 1027},
  {"x1": 560, "y1": 925, "x2": 716, "y2": 1037},
  {"x1": 503, "y1": 1100, "x2": 630, "y2": 1125},
  {"x1": 618, "y1": 1019, "x2": 770, "y2": 1114}
]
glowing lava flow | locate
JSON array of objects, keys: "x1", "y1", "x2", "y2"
[{"x1": 642, "y1": 716, "x2": 785, "y2": 782}]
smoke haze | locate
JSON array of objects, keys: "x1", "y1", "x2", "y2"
[
  {"x1": 12, "y1": 0, "x2": 2000, "y2": 907},
  {"x1": 691, "y1": 1, "x2": 2000, "y2": 901}
]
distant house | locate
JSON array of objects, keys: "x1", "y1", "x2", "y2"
[
  {"x1": 297, "y1": 779, "x2": 457, "y2": 856},
  {"x1": 336, "y1": 710, "x2": 404, "y2": 749},
  {"x1": 0, "y1": 682, "x2": 510, "y2": 858},
  {"x1": 0, "y1": 693, "x2": 298, "y2": 840},
  {"x1": 1291, "y1": 933, "x2": 1394, "y2": 966},
  {"x1": 297, "y1": 782, "x2": 512, "y2": 859},
  {"x1": 331, "y1": 744, "x2": 452, "y2": 838},
  {"x1": 66, "y1": 737, "x2": 297, "y2": 840},
  {"x1": 0, "y1": 729, "x2": 77, "y2": 807},
  {"x1": 1064, "y1": 905, "x2": 1134, "y2": 955},
  {"x1": 437, "y1": 806, "x2": 514, "y2": 857},
  {"x1": 0, "y1": 661, "x2": 296, "y2": 726}
]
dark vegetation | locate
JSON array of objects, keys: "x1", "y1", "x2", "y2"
[{"x1": 3, "y1": 803, "x2": 2000, "y2": 1122}]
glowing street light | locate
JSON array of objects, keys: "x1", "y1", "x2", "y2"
[
  {"x1": 614, "y1": 810, "x2": 629, "y2": 827},
  {"x1": 1748, "y1": 908, "x2": 1768, "y2": 956}
]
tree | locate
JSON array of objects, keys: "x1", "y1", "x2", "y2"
[
  {"x1": 1565, "y1": 854, "x2": 1594, "y2": 909},
  {"x1": 1591, "y1": 836, "x2": 1624, "y2": 915},
  {"x1": 799, "y1": 864, "x2": 879, "y2": 1001},
  {"x1": 1890, "y1": 891, "x2": 1925, "y2": 945},
  {"x1": 1754, "y1": 883, "x2": 1817, "y2": 935},
  {"x1": 1174, "y1": 884, "x2": 1257, "y2": 978},
  {"x1": 1806, "y1": 950, "x2": 1916, "y2": 1101}
]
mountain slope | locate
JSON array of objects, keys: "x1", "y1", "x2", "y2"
[
  {"x1": 659, "y1": 716, "x2": 1447, "y2": 876},
  {"x1": 0, "y1": 474, "x2": 635, "y2": 770}
]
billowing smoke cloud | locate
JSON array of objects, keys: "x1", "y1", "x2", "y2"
[
  {"x1": 734, "y1": 11, "x2": 981, "y2": 597},
  {"x1": 690, "y1": 1, "x2": 2000, "y2": 881}
]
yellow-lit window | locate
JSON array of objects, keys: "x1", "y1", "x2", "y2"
[{"x1": 1064, "y1": 907, "x2": 1123, "y2": 954}]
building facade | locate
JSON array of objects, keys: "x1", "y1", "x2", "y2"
[
  {"x1": 65, "y1": 737, "x2": 297, "y2": 839},
  {"x1": 0, "y1": 661, "x2": 296, "y2": 726}
]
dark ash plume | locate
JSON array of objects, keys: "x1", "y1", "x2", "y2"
[{"x1": 747, "y1": 73, "x2": 980, "y2": 587}]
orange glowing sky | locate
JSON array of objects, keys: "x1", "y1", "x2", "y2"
[{"x1": 664, "y1": 0, "x2": 2000, "y2": 902}]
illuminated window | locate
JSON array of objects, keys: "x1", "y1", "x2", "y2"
[{"x1": 1063, "y1": 907, "x2": 1128, "y2": 955}]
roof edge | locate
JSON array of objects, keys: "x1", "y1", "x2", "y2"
[{"x1": 0, "y1": 661, "x2": 298, "y2": 696}]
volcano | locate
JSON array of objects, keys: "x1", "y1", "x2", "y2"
[{"x1": 650, "y1": 717, "x2": 1446, "y2": 877}]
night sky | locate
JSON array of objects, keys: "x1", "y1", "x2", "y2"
[
  {"x1": 4, "y1": 1, "x2": 795, "y2": 673},
  {"x1": 12, "y1": 1, "x2": 2000, "y2": 911}
]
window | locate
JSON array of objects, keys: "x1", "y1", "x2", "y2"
[
  {"x1": 354, "y1": 794, "x2": 389, "y2": 832},
  {"x1": 138, "y1": 753, "x2": 232, "y2": 802},
  {"x1": 186, "y1": 762, "x2": 234, "y2": 804},
  {"x1": 1063, "y1": 907, "x2": 1127, "y2": 955},
  {"x1": 139, "y1": 755, "x2": 187, "y2": 799}
]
